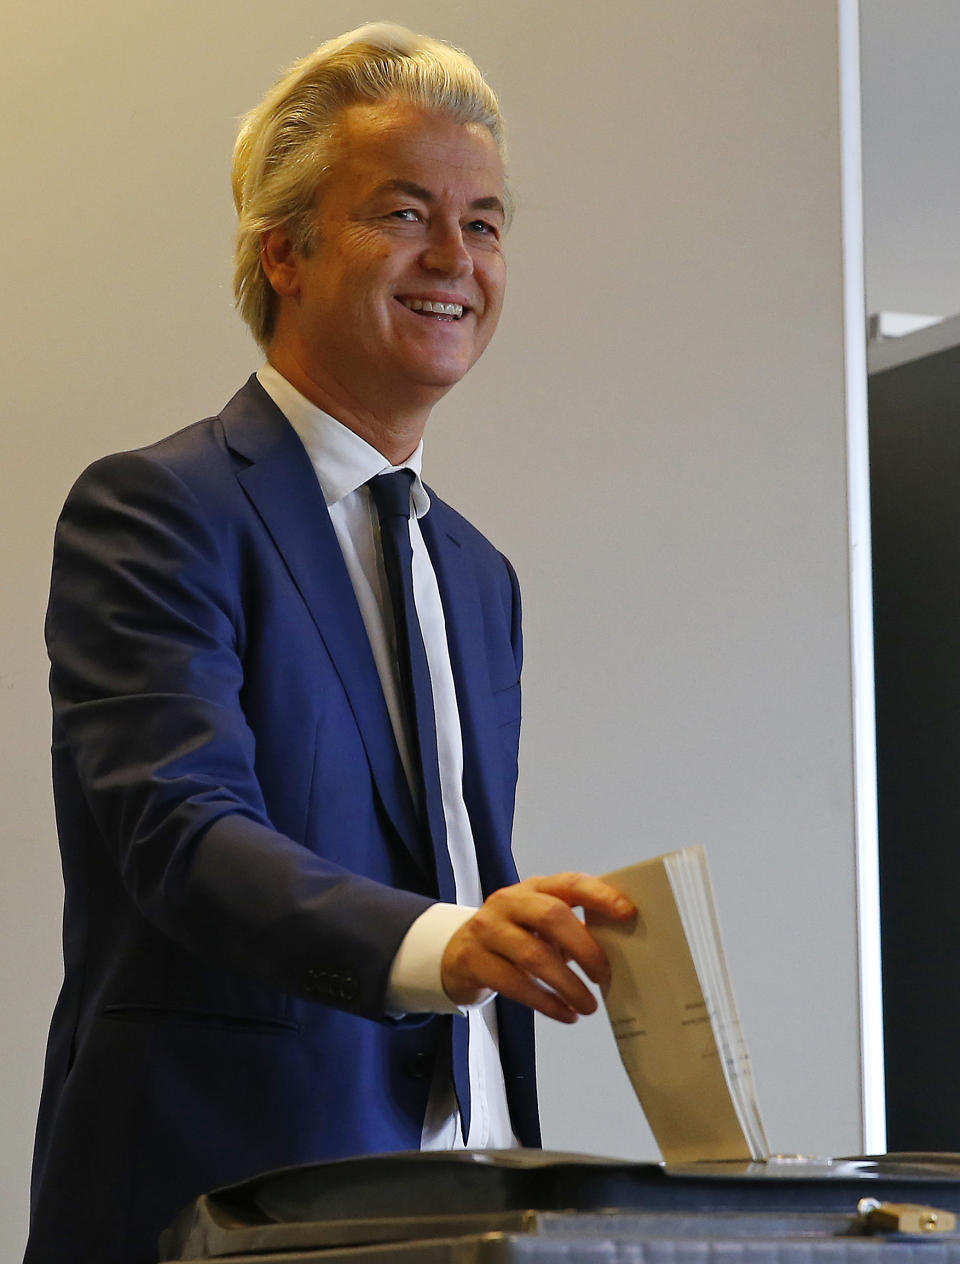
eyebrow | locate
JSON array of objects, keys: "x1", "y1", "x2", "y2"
[{"x1": 372, "y1": 179, "x2": 505, "y2": 218}]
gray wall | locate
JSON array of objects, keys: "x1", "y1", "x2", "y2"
[
  {"x1": 862, "y1": 0, "x2": 960, "y2": 317},
  {"x1": 2, "y1": 2, "x2": 869, "y2": 1256}
]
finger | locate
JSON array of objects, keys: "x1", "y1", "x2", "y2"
[
  {"x1": 481, "y1": 919, "x2": 600, "y2": 1013},
  {"x1": 451, "y1": 946, "x2": 582, "y2": 1023},
  {"x1": 443, "y1": 914, "x2": 599, "y2": 1015},
  {"x1": 527, "y1": 872, "x2": 636, "y2": 919}
]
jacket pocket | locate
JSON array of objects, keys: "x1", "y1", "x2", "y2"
[{"x1": 492, "y1": 680, "x2": 521, "y2": 728}]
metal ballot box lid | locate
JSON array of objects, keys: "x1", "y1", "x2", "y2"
[{"x1": 159, "y1": 1149, "x2": 960, "y2": 1262}]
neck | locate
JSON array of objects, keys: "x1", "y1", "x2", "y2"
[{"x1": 266, "y1": 347, "x2": 434, "y2": 465}]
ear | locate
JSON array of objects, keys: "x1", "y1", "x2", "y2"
[{"x1": 260, "y1": 226, "x2": 303, "y2": 299}]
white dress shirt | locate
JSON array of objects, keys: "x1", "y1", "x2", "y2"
[{"x1": 256, "y1": 365, "x2": 517, "y2": 1150}]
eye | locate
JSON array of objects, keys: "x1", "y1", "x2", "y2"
[
  {"x1": 465, "y1": 218, "x2": 500, "y2": 238},
  {"x1": 389, "y1": 207, "x2": 422, "y2": 222}
]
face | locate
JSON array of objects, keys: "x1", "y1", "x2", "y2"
[{"x1": 265, "y1": 99, "x2": 507, "y2": 429}]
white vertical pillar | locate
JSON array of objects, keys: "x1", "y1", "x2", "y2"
[{"x1": 838, "y1": 0, "x2": 886, "y2": 1155}]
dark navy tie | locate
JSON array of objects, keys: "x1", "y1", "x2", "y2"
[
  {"x1": 367, "y1": 470, "x2": 471, "y2": 1140},
  {"x1": 367, "y1": 470, "x2": 455, "y2": 898}
]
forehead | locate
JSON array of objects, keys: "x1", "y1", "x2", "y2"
[{"x1": 326, "y1": 99, "x2": 504, "y2": 199}]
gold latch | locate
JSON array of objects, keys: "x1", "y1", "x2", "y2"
[{"x1": 857, "y1": 1198, "x2": 957, "y2": 1235}]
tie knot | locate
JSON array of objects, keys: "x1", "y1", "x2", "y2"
[{"x1": 368, "y1": 469, "x2": 415, "y2": 523}]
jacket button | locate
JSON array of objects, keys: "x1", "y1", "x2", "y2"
[{"x1": 407, "y1": 1052, "x2": 433, "y2": 1080}]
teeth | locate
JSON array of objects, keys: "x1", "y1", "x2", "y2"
[{"x1": 403, "y1": 299, "x2": 464, "y2": 319}]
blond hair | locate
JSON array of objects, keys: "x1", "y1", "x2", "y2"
[{"x1": 232, "y1": 23, "x2": 508, "y2": 348}]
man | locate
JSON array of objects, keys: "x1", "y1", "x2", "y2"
[{"x1": 27, "y1": 24, "x2": 633, "y2": 1264}]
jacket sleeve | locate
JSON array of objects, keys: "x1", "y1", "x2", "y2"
[{"x1": 47, "y1": 449, "x2": 434, "y2": 1019}]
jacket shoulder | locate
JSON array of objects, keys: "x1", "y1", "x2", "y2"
[{"x1": 62, "y1": 377, "x2": 293, "y2": 508}]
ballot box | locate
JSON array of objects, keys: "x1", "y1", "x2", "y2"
[{"x1": 160, "y1": 1150, "x2": 960, "y2": 1263}]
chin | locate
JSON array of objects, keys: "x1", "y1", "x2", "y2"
[
  {"x1": 429, "y1": 349, "x2": 481, "y2": 382},
  {"x1": 403, "y1": 362, "x2": 474, "y2": 393},
  {"x1": 396, "y1": 336, "x2": 481, "y2": 387}
]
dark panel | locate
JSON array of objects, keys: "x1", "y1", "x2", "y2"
[{"x1": 869, "y1": 342, "x2": 960, "y2": 1149}]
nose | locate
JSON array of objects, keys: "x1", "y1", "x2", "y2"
[{"x1": 421, "y1": 221, "x2": 472, "y2": 278}]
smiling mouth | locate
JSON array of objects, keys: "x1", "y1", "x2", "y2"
[{"x1": 399, "y1": 298, "x2": 466, "y2": 321}]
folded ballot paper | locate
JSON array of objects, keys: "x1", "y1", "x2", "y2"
[{"x1": 586, "y1": 846, "x2": 768, "y2": 1164}]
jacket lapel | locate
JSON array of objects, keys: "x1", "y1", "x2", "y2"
[
  {"x1": 218, "y1": 378, "x2": 428, "y2": 876},
  {"x1": 420, "y1": 506, "x2": 519, "y2": 896}
]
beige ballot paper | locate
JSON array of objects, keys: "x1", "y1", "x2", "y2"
[{"x1": 586, "y1": 846, "x2": 768, "y2": 1163}]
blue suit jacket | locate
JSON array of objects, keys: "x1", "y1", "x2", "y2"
[{"x1": 27, "y1": 378, "x2": 538, "y2": 1264}]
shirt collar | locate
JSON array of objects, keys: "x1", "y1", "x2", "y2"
[{"x1": 256, "y1": 363, "x2": 431, "y2": 518}]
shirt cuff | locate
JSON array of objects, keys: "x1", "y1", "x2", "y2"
[{"x1": 386, "y1": 903, "x2": 494, "y2": 1015}]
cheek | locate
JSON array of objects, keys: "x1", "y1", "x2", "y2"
[
  {"x1": 483, "y1": 286, "x2": 506, "y2": 335},
  {"x1": 482, "y1": 260, "x2": 507, "y2": 314},
  {"x1": 364, "y1": 249, "x2": 405, "y2": 303}
]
